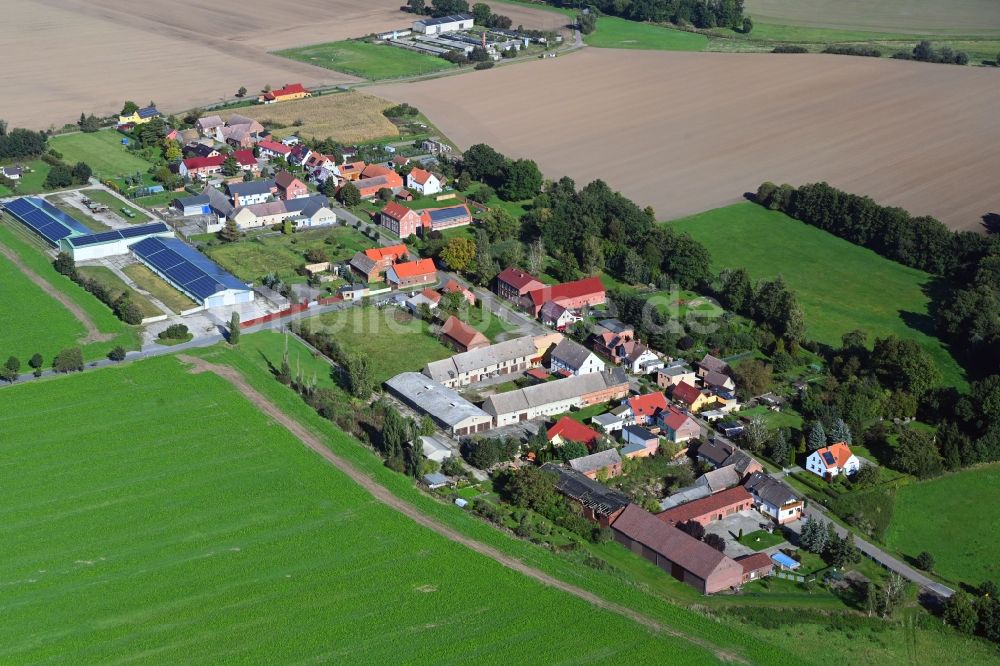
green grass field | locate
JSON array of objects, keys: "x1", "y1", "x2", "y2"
[
  {"x1": 76, "y1": 266, "x2": 160, "y2": 318},
  {"x1": 307, "y1": 307, "x2": 453, "y2": 383},
  {"x1": 0, "y1": 219, "x2": 139, "y2": 363},
  {"x1": 669, "y1": 203, "x2": 965, "y2": 388},
  {"x1": 48, "y1": 130, "x2": 155, "y2": 181},
  {"x1": 203, "y1": 226, "x2": 375, "y2": 282},
  {"x1": 276, "y1": 40, "x2": 456, "y2": 80},
  {"x1": 81, "y1": 188, "x2": 151, "y2": 223},
  {"x1": 0, "y1": 160, "x2": 51, "y2": 196},
  {"x1": 738, "y1": 529, "x2": 786, "y2": 551},
  {"x1": 586, "y1": 16, "x2": 708, "y2": 50},
  {"x1": 122, "y1": 263, "x2": 197, "y2": 313},
  {"x1": 886, "y1": 464, "x2": 1000, "y2": 586},
  {"x1": 0, "y1": 357, "x2": 727, "y2": 664}
]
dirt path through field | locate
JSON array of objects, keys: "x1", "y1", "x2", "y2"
[
  {"x1": 0, "y1": 245, "x2": 113, "y2": 343},
  {"x1": 178, "y1": 354, "x2": 747, "y2": 664}
]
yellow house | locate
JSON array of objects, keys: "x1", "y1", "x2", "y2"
[
  {"x1": 118, "y1": 106, "x2": 161, "y2": 126},
  {"x1": 258, "y1": 83, "x2": 312, "y2": 104}
]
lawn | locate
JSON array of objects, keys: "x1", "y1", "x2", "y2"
[
  {"x1": 307, "y1": 306, "x2": 453, "y2": 382},
  {"x1": 586, "y1": 16, "x2": 708, "y2": 51},
  {"x1": 49, "y1": 130, "x2": 155, "y2": 181},
  {"x1": 76, "y1": 266, "x2": 160, "y2": 318},
  {"x1": 0, "y1": 218, "x2": 139, "y2": 362},
  {"x1": 885, "y1": 463, "x2": 1000, "y2": 587},
  {"x1": 202, "y1": 226, "x2": 375, "y2": 283},
  {"x1": 0, "y1": 160, "x2": 51, "y2": 196},
  {"x1": 0, "y1": 357, "x2": 723, "y2": 664},
  {"x1": 81, "y1": 188, "x2": 151, "y2": 223},
  {"x1": 122, "y1": 263, "x2": 197, "y2": 314},
  {"x1": 736, "y1": 405, "x2": 804, "y2": 431},
  {"x1": 738, "y1": 529, "x2": 786, "y2": 551},
  {"x1": 669, "y1": 203, "x2": 965, "y2": 388},
  {"x1": 276, "y1": 40, "x2": 456, "y2": 80},
  {"x1": 460, "y1": 302, "x2": 519, "y2": 341}
]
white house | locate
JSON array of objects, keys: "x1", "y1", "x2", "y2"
[
  {"x1": 624, "y1": 345, "x2": 662, "y2": 374},
  {"x1": 550, "y1": 338, "x2": 605, "y2": 376},
  {"x1": 744, "y1": 472, "x2": 804, "y2": 525},
  {"x1": 412, "y1": 13, "x2": 474, "y2": 35},
  {"x1": 806, "y1": 443, "x2": 860, "y2": 481},
  {"x1": 590, "y1": 404, "x2": 633, "y2": 434},
  {"x1": 407, "y1": 167, "x2": 442, "y2": 195}
]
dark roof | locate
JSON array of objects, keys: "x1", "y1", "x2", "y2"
[
  {"x1": 274, "y1": 170, "x2": 302, "y2": 189},
  {"x1": 284, "y1": 195, "x2": 330, "y2": 218},
  {"x1": 623, "y1": 425, "x2": 657, "y2": 441},
  {"x1": 417, "y1": 13, "x2": 473, "y2": 26},
  {"x1": 611, "y1": 505, "x2": 734, "y2": 580},
  {"x1": 597, "y1": 318, "x2": 632, "y2": 335},
  {"x1": 744, "y1": 472, "x2": 800, "y2": 508},
  {"x1": 695, "y1": 439, "x2": 735, "y2": 466},
  {"x1": 656, "y1": 486, "x2": 752, "y2": 524},
  {"x1": 551, "y1": 338, "x2": 595, "y2": 370},
  {"x1": 723, "y1": 450, "x2": 759, "y2": 476},
  {"x1": 174, "y1": 193, "x2": 209, "y2": 208},
  {"x1": 542, "y1": 463, "x2": 630, "y2": 516},
  {"x1": 227, "y1": 179, "x2": 275, "y2": 197},
  {"x1": 497, "y1": 266, "x2": 541, "y2": 291},
  {"x1": 698, "y1": 354, "x2": 728, "y2": 374},
  {"x1": 736, "y1": 552, "x2": 774, "y2": 574}
]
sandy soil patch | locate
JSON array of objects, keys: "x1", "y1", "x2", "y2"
[
  {"x1": 369, "y1": 49, "x2": 1000, "y2": 232},
  {"x1": 221, "y1": 92, "x2": 399, "y2": 143}
]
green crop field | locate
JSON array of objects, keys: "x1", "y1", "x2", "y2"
[
  {"x1": 586, "y1": 16, "x2": 708, "y2": 50},
  {"x1": 0, "y1": 219, "x2": 139, "y2": 363},
  {"x1": 0, "y1": 356, "x2": 728, "y2": 663},
  {"x1": 886, "y1": 464, "x2": 1000, "y2": 587},
  {"x1": 49, "y1": 130, "x2": 155, "y2": 180},
  {"x1": 306, "y1": 306, "x2": 453, "y2": 382},
  {"x1": 669, "y1": 203, "x2": 965, "y2": 388},
  {"x1": 202, "y1": 226, "x2": 375, "y2": 283},
  {"x1": 276, "y1": 40, "x2": 456, "y2": 80}
]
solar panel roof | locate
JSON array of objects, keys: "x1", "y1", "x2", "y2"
[
  {"x1": 131, "y1": 236, "x2": 247, "y2": 302},
  {"x1": 822, "y1": 451, "x2": 836, "y2": 465},
  {"x1": 67, "y1": 222, "x2": 170, "y2": 247},
  {"x1": 4, "y1": 197, "x2": 90, "y2": 244}
]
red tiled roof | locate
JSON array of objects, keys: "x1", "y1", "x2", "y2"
[
  {"x1": 441, "y1": 315, "x2": 489, "y2": 350},
  {"x1": 182, "y1": 155, "x2": 225, "y2": 170},
  {"x1": 381, "y1": 201, "x2": 416, "y2": 221},
  {"x1": 264, "y1": 83, "x2": 310, "y2": 100},
  {"x1": 409, "y1": 167, "x2": 433, "y2": 184},
  {"x1": 660, "y1": 404, "x2": 694, "y2": 431},
  {"x1": 671, "y1": 381, "x2": 702, "y2": 406},
  {"x1": 364, "y1": 244, "x2": 408, "y2": 262},
  {"x1": 656, "y1": 486, "x2": 753, "y2": 525},
  {"x1": 421, "y1": 287, "x2": 442, "y2": 303},
  {"x1": 526, "y1": 368, "x2": 549, "y2": 380},
  {"x1": 497, "y1": 266, "x2": 542, "y2": 291},
  {"x1": 362, "y1": 164, "x2": 395, "y2": 179},
  {"x1": 527, "y1": 276, "x2": 605, "y2": 309},
  {"x1": 391, "y1": 258, "x2": 436, "y2": 279},
  {"x1": 815, "y1": 442, "x2": 854, "y2": 469},
  {"x1": 736, "y1": 552, "x2": 773, "y2": 574},
  {"x1": 628, "y1": 392, "x2": 667, "y2": 420},
  {"x1": 547, "y1": 416, "x2": 600, "y2": 447},
  {"x1": 232, "y1": 150, "x2": 257, "y2": 166},
  {"x1": 257, "y1": 139, "x2": 290, "y2": 155}
]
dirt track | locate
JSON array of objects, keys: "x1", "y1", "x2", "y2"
[
  {"x1": 178, "y1": 354, "x2": 746, "y2": 664},
  {"x1": 0, "y1": 244, "x2": 112, "y2": 343},
  {"x1": 369, "y1": 49, "x2": 1000, "y2": 232}
]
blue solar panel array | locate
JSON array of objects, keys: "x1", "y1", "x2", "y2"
[
  {"x1": 427, "y1": 206, "x2": 467, "y2": 226},
  {"x1": 822, "y1": 451, "x2": 836, "y2": 465},
  {"x1": 131, "y1": 236, "x2": 247, "y2": 302},
  {"x1": 4, "y1": 197, "x2": 91, "y2": 245},
  {"x1": 67, "y1": 222, "x2": 170, "y2": 248}
]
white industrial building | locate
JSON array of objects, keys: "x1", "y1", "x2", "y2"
[
  {"x1": 412, "y1": 13, "x2": 474, "y2": 34},
  {"x1": 59, "y1": 222, "x2": 174, "y2": 261},
  {"x1": 385, "y1": 372, "x2": 493, "y2": 436}
]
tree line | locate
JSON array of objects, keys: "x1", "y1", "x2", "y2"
[
  {"x1": 52, "y1": 253, "x2": 143, "y2": 325},
  {"x1": 542, "y1": 0, "x2": 746, "y2": 30}
]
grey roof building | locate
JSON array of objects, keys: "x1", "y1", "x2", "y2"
[
  {"x1": 423, "y1": 336, "x2": 539, "y2": 387},
  {"x1": 384, "y1": 372, "x2": 493, "y2": 436},
  {"x1": 568, "y1": 448, "x2": 622, "y2": 477},
  {"x1": 482, "y1": 369, "x2": 628, "y2": 427},
  {"x1": 541, "y1": 462, "x2": 630, "y2": 524},
  {"x1": 550, "y1": 337, "x2": 605, "y2": 376}
]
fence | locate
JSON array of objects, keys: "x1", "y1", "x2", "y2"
[{"x1": 240, "y1": 302, "x2": 309, "y2": 328}]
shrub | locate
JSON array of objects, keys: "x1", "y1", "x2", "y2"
[
  {"x1": 158, "y1": 323, "x2": 190, "y2": 340},
  {"x1": 772, "y1": 45, "x2": 808, "y2": 54},
  {"x1": 916, "y1": 551, "x2": 935, "y2": 571},
  {"x1": 52, "y1": 347, "x2": 84, "y2": 373},
  {"x1": 474, "y1": 61, "x2": 495, "y2": 70}
]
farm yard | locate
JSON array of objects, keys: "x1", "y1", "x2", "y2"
[
  {"x1": 0, "y1": 219, "x2": 139, "y2": 363},
  {"x1": 220, "y1": 92, "x2": 399, "y2": 143},
  {"x1": 276, "y1": 40, "x2": 457, "y2": 81},
  {"x1": 669, "y1": 202, "x2": 965, "y2": 387},
  {"x1": 886, "y1": 463, "x2": 1000, "y2": 587},
  {"x1": 0, "y1": 356, "x2": 727, "y2": 664},
  {"x1": 368, "y1": 48, "x2": 1000, "y2": 233}
]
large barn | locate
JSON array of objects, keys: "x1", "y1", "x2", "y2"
[{"x1": 130, "y1": 236, "x2": 253, "y2": 309}]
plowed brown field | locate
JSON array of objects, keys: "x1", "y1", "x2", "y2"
[
  {"x1": 370, "y1": 49, "x2": 1000, "y2": 232},
  {"x1": 0, "y1": 0, "x2": 566, "y2": 130}
]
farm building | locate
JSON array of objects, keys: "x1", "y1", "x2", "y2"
[
  {"x1": 743, "y1": 472, "x2": 804, "y2": 525},
  {"x1": 439, "y1": 315, "x2": 490, "y2": 353},
  {"x1": 423, "y1": 334, "x2": 552, "y2": 388},
  {"x1": 384, "y1": 372, "x2": 493, "y2": 436},
  {"x1": 522, "y1": 276, "x2": 606, "y2": 316},
  {"x1": 655, "y1": 486, "x2": 754, "y2": 527},
  {"x1": 495, "y1": 266, "x2": 544, "y2": 303},
  {"x1": 59, "y1": 222, "x2": 174, "y2": 261},
  {"x1": 257, "y1": 140, "x2": 292, "y2": 160},
  {"x1": 230, "y1": 195, "x2": 335, "y2": 230},
  {"x1": 3, "y1": 196, "x2": 91, "y2": 245},
  {"x1": 550, "y1": 338, "x2": 605, "y2": 376},
  {"x1": 541, "y1": 463, "x2": 629, "y2": 527},
  {"x1": 258, "y1": 83, "x2": 312, "y2": 104},
  {"x1": 179, "y1": 151, "x2": 258, "y2": 180},
  {"x1": 130, "y1": 236, "x2": 253, "y2": 308},
  {"x1": 419, "y1": 204, "x2": 471, "y2": 233},
  {"x1": 621, "y1": 425, "x2": 659, "y2": 459},
  {"x1": 611, "y1": 504, "x2": 744, "y2": 595},
  {"x1": 482, "y1": 369, "x2": 629, "y2": 427},
  {"x1": 380, "y1": 202, "x2": 423, "y2": 238},
  {"x1": 227, "y1": 179, "x2": 276, "y2": 207},
  {"x1": 385, "y1": 258, "x2": 437, "y2": 289},
  {"x1": 412, "y1": 13, "x2": 474, "y2": 35},
  {"x1": 568, "y1": 448, "x2": 622, "y2": 480}
]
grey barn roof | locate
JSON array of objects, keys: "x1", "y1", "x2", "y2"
[
  {"x1": 569, "y1": 448, "x2": 622, "y2": 475},
  {"x1": 424, "y1": 336, "x2": 538, "y2": 382},
  {"x1": 417, "y1": 13, "x2": 473, "y2": 27},
  {"x1": 744, "y1": 472, "x2": 800, "y2": 508},
  {"x1": 483, "y1": 369, "x2": 627, "y2": 416},
  {"x1": 227, "y1": 179, "x2": 275, "y2": 197},
  {"x1": 551, "y1": 338, "x2": 595, "y2": 370},
  {"x1": 541, "y1": 463, "x2": 630, "y2": 515},
  {"x1": 384, "y1": 372, "x2": 490, "y2": 428}
]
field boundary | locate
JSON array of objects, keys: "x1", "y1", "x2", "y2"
[{"x1": 178, "y1": 354, "x2": 747, "y2": 664}]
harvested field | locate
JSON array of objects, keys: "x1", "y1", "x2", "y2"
[
  {"x1": 370, "y1": 49, "x2": 1000, "y2": 232},
  {"x1": 744, "y1": 0, "x2": 1000, "y2": 35},
  {"x1": 221, "y1": 92, "x2": 398, "y2": 143}
]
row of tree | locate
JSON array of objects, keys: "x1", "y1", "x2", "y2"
[
  {"x1": 0, "y1": 120, "x2": 48, "y2": 160},
  {"x1": 52, "y1": 253, "x2": 143, "y2": 325},
  {"x1": 544, "y1": 0, "x2": 746, "y2": 30},
  {"x1": 943, "y1": 581, "x2": 1000, "y2": 644}
]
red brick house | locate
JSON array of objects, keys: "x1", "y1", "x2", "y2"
[
  {"x1": 523, "y1": 277, "x2": 606, "y2": 316},
  {"x1": 495, "y1": 267, "x2": 545, "y2": 303},
  {"x1": 380, "y1": 201, "x2": 423, "y2": 238},
  {"x1": 611, "y1": 504, "x2": 744, "y2": 594},
  {"x1": 656, "y1": 405, "x2": 701, "y2": 444},
  {"x1": 273, "y1": 171, "x2": 308, "y2": 200},
  {"x1": 386, "y1": 258, "x2": 437, "y2": 289},
  {"x1": 348, "y1": 244, "x2": 409, "y2": 282},
  {"x1": 656, "y1": 486, "x2": 754, "y2": 527},
  {"x1": 440, "y1": 315, "x2": 490, "y2": 352},
  {"x1": 736, "y1": 553, "x2": 774, "y2": 583},
  {"x1": 547, "y1": 415, "x2": 601, "y2": 449}
]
